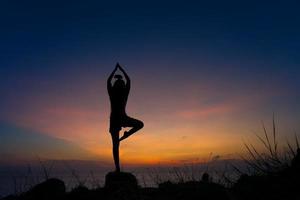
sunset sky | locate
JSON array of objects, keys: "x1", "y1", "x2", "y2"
[{"x1": 1, "y1": 1, "x2": 300, "y2": 165}]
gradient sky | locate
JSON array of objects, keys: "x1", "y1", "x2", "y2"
[{"x1": 1, "y1": 1, "x2": 300, "y2": 165}]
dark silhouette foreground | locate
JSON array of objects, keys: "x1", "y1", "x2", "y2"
[
  {"x1": 107, "y1": 63, "x2": 144, "y2": 172},
  {"x1": 2, "y1": 148, "x2": 300, "y2": 200}
]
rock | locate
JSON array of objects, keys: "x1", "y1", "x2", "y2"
[
  {"x1": 105, "y1": 171, "x2": 140, "y2": 200},
  {"x1": 24, "y1": 178, "x2": 65, "y2": 199},
  {"x1": 201, "y1": 172, "x2": 210, "y2": 183},
  {"x1": 68, "y1": 185, "x2": 90, "y2": 200},
  {"x1": 158, "y1": 180, "x2": 229, "y2": 200},
  {"x1": 1, "y1": 195, "x2": 17, "y2": 200},
  {"x1": 105, "y1": 171, "x2": 138, "y2": 190}
]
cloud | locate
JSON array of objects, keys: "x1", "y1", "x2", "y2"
[
  {"x1": 0, "y1": 122, "x2": 100, "y2": 162},
  {"x1": 175, "y1": 89, "x2": 277, "y2": 119},
  {"x1": 177, "y1": 103, "x2": 234, "y2": 119}
]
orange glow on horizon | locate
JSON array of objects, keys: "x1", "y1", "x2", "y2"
[{"x1": 2, "y1": 67, "x2": 294, "y2": 166}]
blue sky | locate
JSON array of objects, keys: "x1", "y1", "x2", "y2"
[{"x1": 0, "y1": 0, "x2": 300, "y2": 164}]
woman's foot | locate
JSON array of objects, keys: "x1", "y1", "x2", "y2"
[{"x1": 119, "y1": 131, "x2": 131, "y2": 141}]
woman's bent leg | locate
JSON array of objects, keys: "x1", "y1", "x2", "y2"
[{"x1": 119, "y1": 117, "x2": 144, "y2": 141}]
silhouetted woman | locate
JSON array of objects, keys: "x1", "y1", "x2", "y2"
[{"x1": 107, "y1": 63, "x2": 144, "y2": 172}]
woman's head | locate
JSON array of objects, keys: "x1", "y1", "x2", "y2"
[{"x1": 113, "y1": 78, "x2": 126, "y2": 90}]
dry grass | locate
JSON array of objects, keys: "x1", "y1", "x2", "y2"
[{"x1": 241, "y1": 115, "x2": 299, "y2": 175}]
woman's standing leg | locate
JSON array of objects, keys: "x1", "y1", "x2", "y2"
[{"x1": 110, "y1": 130, "x2": 120, "y2": 172}]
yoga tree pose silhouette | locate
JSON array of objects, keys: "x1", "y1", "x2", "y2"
[{"x1": 107, "y1": 63, "x2": 144, "y2": 172}]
